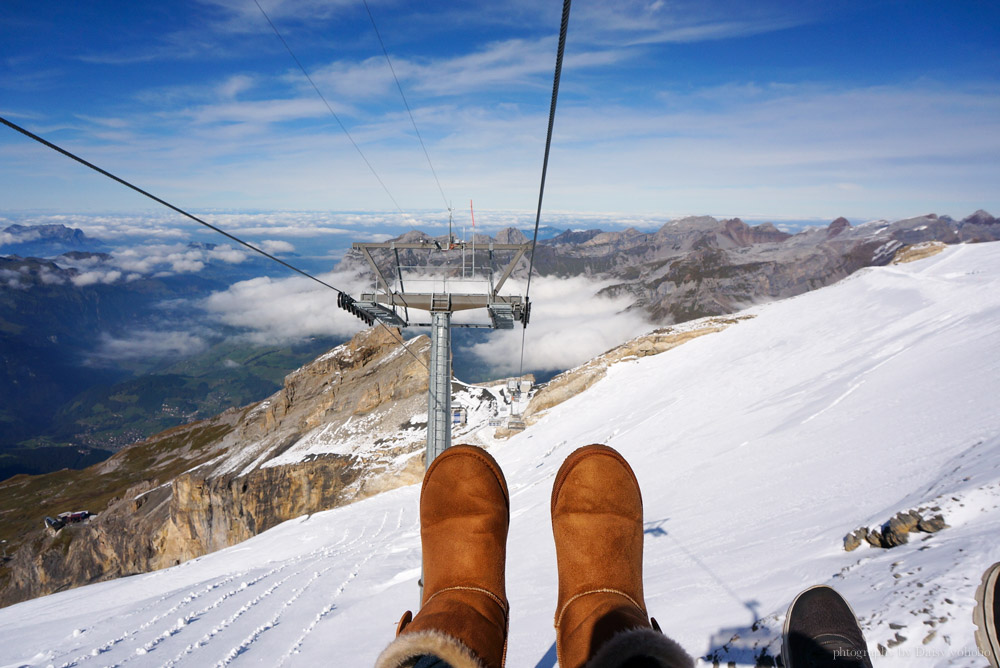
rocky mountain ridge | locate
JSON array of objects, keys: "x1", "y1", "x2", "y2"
[
  {"x1": 340, "y1": 211, "x2": 997, "y2": 324},
  {"x1": 0, "y1": 327, "x2": 437, "y2": 606},
  {"x1": 0, "y1": 223, "x2": 106, "y2": 257}
]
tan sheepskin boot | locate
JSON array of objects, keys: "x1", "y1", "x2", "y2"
[
  {"x1": 551, "y1": 445, "x2": 693, "y2": 668},
  {"x1": 376, "y1": 445, "x2": 509, "y2": 668}
]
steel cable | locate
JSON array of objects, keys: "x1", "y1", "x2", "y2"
[
  {"x1": 253, "y1": 0, "x2": 407, "y2": 216},
  {"x1": 0, "y1": 115, "x2": 429, "y2": 371},
  {"x1": 362, "y1": 0, "x2": 450, "y2": 212},
  {"x1": 518, "y1": 0, "x2": 572, "y2": 377}
]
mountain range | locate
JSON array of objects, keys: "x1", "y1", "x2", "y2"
[
  {"x1": 0, "y1": 223, "x2": 108, "y2": 257},
  {"x1": 339, "y1": 210, "x2": 998, "y2": 324}
]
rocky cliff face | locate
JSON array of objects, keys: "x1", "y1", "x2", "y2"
[{"x1": 0, "y1": 327, "x2": 433, "y2": 606}]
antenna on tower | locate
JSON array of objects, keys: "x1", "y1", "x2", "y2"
[{"x1": 446, "y1": 204, "x2": 455, "y2": 248}]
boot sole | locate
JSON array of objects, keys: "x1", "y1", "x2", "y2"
[
  {"x1": 425, "y1": 444, "x2": 510, "y2": 510},
  {"x1": 782, "y1": 585, "x2": 868, "y2": 668},
  {"x1": 975, "y1": 561, "x2": 1000, "y2": 668},
  {"x1": 550, "y1": 444, "x2": 641, "y2": 515}
]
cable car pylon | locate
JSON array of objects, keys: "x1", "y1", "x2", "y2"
[{"x1": 341, "y1": 233, "x2": 531, "y2": 467}]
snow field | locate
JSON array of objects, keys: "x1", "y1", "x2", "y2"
[{"x1": 0, "y1": 242, "x2": 998, "y2": 667}]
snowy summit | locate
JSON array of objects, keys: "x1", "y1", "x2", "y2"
[{"x1": 1, "y1": 243, "x2": 999, "y2": 667}]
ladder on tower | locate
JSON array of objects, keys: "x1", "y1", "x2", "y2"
[{"x1": 430, "y1": 293, "x2": 451, "y2": 312}]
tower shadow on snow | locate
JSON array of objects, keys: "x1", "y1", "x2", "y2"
[{"x1": 644, "y1": 518, "x2": 783, "y2": 666}]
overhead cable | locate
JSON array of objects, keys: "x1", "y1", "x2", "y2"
[
  {"x1": 253, "y1": 0, "x2": 406, "y2": 215},
  {"x1": 0, "y1": 115, "x2": 429, "y2": 371},
  {"x1": 362, "y1": 0, "x2": 450, "y2": 211},
  {"x1": 519, "y1": 0, "x2": 572, "y2": 377}
]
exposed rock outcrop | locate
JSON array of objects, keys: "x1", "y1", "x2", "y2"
[
  {"x1": 495, "y1": 227, "x2": 529, "y2": 244},
  {"x1": 892, "y1": 241, "x2": 948, "y2": 264},
  {"x1": 827, "y1": 217, "x2": 851, "y2": 238},
  {"x1": 957, "y1": 209, "x2": 999, "y2": 242},
  {"x1": 843, "y1": 508, "x2": 949, "y2": 552}
]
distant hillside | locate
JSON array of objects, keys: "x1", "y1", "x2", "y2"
[
  {"x1": 0, "y1": 250, "x2": 341, "y2": 476},
  {"x1": 0, "y1": 223, "x2": 107, "y2": 257}
]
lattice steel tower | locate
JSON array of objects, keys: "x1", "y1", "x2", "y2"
[{"x1": 340, "y1": 235, "x2": 531, "y2": 467}]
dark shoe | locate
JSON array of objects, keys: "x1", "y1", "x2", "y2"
[
  {"x1": 975, "y1": 561, "x2": 1000, "y2": 668},
  {"x1": 376, "y1": 445, "x2": 510, "y2": 668},
  {"x1": 782, "y1": 585, "x2": 872, "y2": 668},
  {"x1": 551, "y1": 445, "x2": 693, "y2": 668}
]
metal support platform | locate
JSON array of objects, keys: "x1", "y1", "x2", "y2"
[{"x1": 354, "y1": 300, "x2": 408, "y2": 327}]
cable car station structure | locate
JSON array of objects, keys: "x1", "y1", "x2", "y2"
[{"x1": 339, "y1": 237, "x2": 532, "y2": 466}]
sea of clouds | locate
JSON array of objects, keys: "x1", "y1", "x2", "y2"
[{"x1": 1, "y1": 211, "x2": 661, "y2": 375}]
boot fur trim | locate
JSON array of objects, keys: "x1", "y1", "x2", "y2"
[
  {"x1": 375, "y1": 629, "x2": 486, "y2": 668},
  {"x1": 585, "y1": 627, "x2": 694, "y2": 668}
]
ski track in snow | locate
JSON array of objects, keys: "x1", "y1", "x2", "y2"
[
  {"x1": 274, "y1": 510, "x2": 392, "y2": 666},
  {"x1": 48, "y1": 520, "x2": 375, "y2": 668},
  {"x1": 163, "y1": 516, "x2": 389, "y2": 668},
  {"x1": 3, "y1": 243, "x2": 1000, "y2": 667}
]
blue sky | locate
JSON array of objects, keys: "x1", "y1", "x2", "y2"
[{"x1": 2, "y1": 0, "x2": 998, "y2": 222}]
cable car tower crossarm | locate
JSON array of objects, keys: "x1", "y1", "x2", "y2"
[{"x1": 342, "y1": 240, "x2": 532, "y2": 467}]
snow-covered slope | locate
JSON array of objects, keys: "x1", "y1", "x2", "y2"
[{"x1": 2, "y1": 243, "x2": 999, "y2": 667}]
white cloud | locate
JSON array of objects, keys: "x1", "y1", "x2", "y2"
[
  {"x1": 186, "y1": 97, "x2": 333, "y2": 127},
  {"x1": 308, "y1": 37, "x2": 616, "y2": 100},
  {"x1": 168, "y1": 257, "x2": 206, "y2": 273},
  {"x1": 200, "y1": 212, "x2": 377, "y2": 237},
  {"x1": 71, "y1": 269, "x2": 122, "y2": 286},
  {"x1": 1, "y1": 231, "x2": 24, "y2": 246},
  {"x1": 217, "y1": 73, "x2": 256, "y2": 99},
  {"x1": 0, "y1": 227, "x2": 43, "y2": 246},
  {"x1": 560, "y1": 0, "x2": 821, "y2": 48},
  {"x1": 23, "y1": 214, "x2": 191, "y2": 241},
  {"x1": 462, "y1": 275, "x2": 653, "y2": 375},
  {"x1": 94, "y1": 330, "x2": 209, "y2": 360},
  {"x1": 196, "y1": 262, "x2": 651, "y2": 373},
  {"x1": 62, "y1": 242, "x2": 246, "y2": 277},
  {"x1": 258, "y1": 239, "x2": 295, "y2": 254},
  {"x1": 208, "y1": 245, "x2": 247, "y2": 263},
  {"x1": 193, "y1": 0, "x2": 360, "y2": 36},
  {"x1": 201, "y1": 269, "x2": 371, "y2": 344},
  {"x1": 1, "y1": 268, "x2": 27, "y2": 289},
  {"x1": 5, "y1": 1, "x2": 998, "y2": 220},
  {"x1": 38, "y1": 267, "x2": 66, "y2": 285}
]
